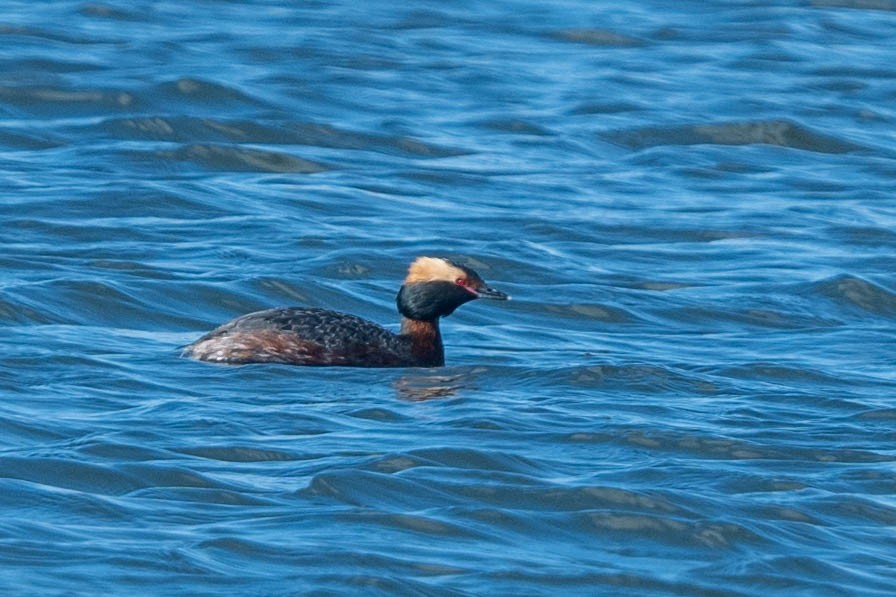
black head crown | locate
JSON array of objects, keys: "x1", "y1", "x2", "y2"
[{"x1": 396, "y1": 257, "x2": 508, "y2": 321}]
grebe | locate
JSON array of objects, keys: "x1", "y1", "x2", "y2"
[{"x1": 182, "y1": 256, "x2": 508, "y2": 367}]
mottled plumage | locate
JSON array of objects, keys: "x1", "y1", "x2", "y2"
[
  {"x1": 182, "y1": 256, "x2": 508, "y2": 368},
  {"x1": 184, "y1": 308, "x2": 416, "y2": 366}
]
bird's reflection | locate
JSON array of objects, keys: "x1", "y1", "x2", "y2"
[{"x1": 393, "y1": 369, "x2": 483, "y2": 401}]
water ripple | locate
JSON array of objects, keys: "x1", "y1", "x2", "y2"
[
  {"x1": 2, "y1": 0, "x2": 896, "y2": 595},
  {"x1": 603, "y1": 119, "x2": 867, "y2": 153}
]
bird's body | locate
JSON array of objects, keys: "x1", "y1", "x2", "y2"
[{"x1": 182, "y1": 257, "x2": 507, "y2": 367}]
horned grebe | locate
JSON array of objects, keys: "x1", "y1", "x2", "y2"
[{"x1": 182, "y1": 256, "x2": 508, "y2": 367}]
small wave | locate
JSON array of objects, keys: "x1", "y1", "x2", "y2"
[
  {"x1": 0, "y1": 456, "x2": 144, "y2": 495},
  {"x1": 398, "y1": 447, "x2": 541, "y2": 475},
  {"x1": 808, "y1": 274, "x2": 896, "y2": 317},
  {"x1": 0, "y1": 128, "x2": 65, "y2": 150},
  {"x1": 810, "y1": 0, "x2": 896, "y2": 11},
  {"x1": 581, "y1": 512, "x2": 761, "y2": 548},
  {"x1": 176, "y1": 445, "x2": 300, "y2": 463},
  {"x1": 153, "y1": 78, "x2": 266, "y2": 108},
  {"x1": 103, "y1": 116, "x2": 468, "y2": 158},
  {"x1": 0, "y1": 85, "x2": 136, "y2": 114},
  {"x1": 664, "y1": 305, "x2": 841, "y2": 330},
  {"x1": 550, "y1": 28, "x2": 646, "y2": 47},
  {"x1": 571, "y1": 101, "x2": 642, "y2": 115},
  {"x1": 721, "y1": 362, "x2": 851, "y2": 385},
  {"x1": 564, "y1": 364, "x2": 717, "y2": 394},
  {"x1": 346, "y1": 407, "x2": 411, "y2": 422},
  {"x1": 0, "y1": 23, "x2": 106, "y2": 45},
  {"x1": 302, "y1": 470, "x2": 454, "y2": 509},
  {"x1": 477, "y1": 119, "x2": 552, "y2": 136},
  {"x1": 602, "y1": 119, "x2": 865, "y2": 154},
  {"x1": 473, "y1": 485, "x2": 686, "y2": 515},
  {"x1": 0, "y1": 295, "x2": 63, "y2": 324},
  {"x1": 827, "y1": 225, "x2": 896, "y2": 246},
  {"x1": 79, "y1": 3, "x2": 146, "y2": 21},
  {"x1": 543, "y1": 303, "x2": 637, "y2": 323},
  {"x1": 147, "y1": 144, "x2": 333, "y2": 174},
  {"x1": 612, "y1": 428, "x2": 891, "y2": 463}
]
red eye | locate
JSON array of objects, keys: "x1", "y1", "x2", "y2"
[{"x1": 455, "y1": 277, "x2": 466, "y2": 286}]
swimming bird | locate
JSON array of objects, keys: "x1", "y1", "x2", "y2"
[{"x1": 182, "y1": 256, "x2": 508, "y2": 367}]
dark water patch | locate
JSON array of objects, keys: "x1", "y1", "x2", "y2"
[
  {"x1": 102, "y1": 116, "x2": 297, "y2": 145},
  {"x1": 836, "y1": 469, "x2": 896, "y2": 495},
  {"x1": 0, "y1": 23, "x2": 110, "y2": 46},
  {"x1": 177, "y1": 445, "x2": 300, "y2": 463},
  {"x1": 79, "y1": 3, "x2": 146, "y2": 21},
  {"x1": 198, "y1": 532, "x2": 476, "y2": 576},
  {"x1": 77, "y1": 441, "x2": 172, "y2": 462},
  {"x1": 663, "y1": 305, "x2": 841, "y2": 330},
  {"x1": 140, "y1": 144, "x2": 333, "y2": 174},
  {"x1": 131, "y1": 487, "x2": 277, "y2": 507},
  {"x1": 826, "y1": 225, "x2": 896, "y2": 247},
  {"x1": 398, "y1": 169, "x2": 490, "y2": 187},
  {"x1": 120, "y1": 463, "x2": 240, "y2": 492},
  {"x1": 333, "y1": 511, "x2": 483, "y2": 541},
  {"x1": 502, "y1": 485, "x2": 685, "y2": 515},
  {"x1": 4, "y1": 217, "x2": 183, "y2": 247},
  {"x1": 807, "y1": 78, "x2": 867, "y2": 93},
  {"x1": 581, "y1": 511, "x2": 762, "y2": 549},
  {"x1": 101, "y1": 116, "x2": 467, "y2": 157},
  {"x1": 383, "y1": 136, "x2": 470, "y2": 158},
  {"x1": 807, "y1": 274, "x2": 896, "y2": 317},
  {"x1": 0, "y1": 57, "x2": 105, "y2": 76},
  {"x1": 718, "y1": 473, "x2": 809, "y2": 495},
  {"x1": 0, "y1": 413, "x2": 73, "y2": 445},
  {"x1": 0, "y1": 296, "x2": 63, "y2": 324},
  {"x1": 302, "y1": 470, "x2": 457, "y2": 510},
  {"x1": 0, "y1": 479, "x2": 131, "y2": 523},
  {"x1": 477, "y1": 118, "x2": 552, "y2": 136},
  {"x1": 550, "y1": 28, "x2": 646, "y2": 47},
  {"x1": 853, "y1": 407, "x2": 896, "y2": 421},
  {"x1": 720, "y1": 362, "x2": 854, "y2": 385},
  {"x1": 602, "y1": 120, "x2": 866, "y2": 154},
  {"x1": 571, "y1": 101, "x2": 643, "y2": 115},
  {"x1": 195, "y1": 538, "x2": 476, "y2": 594},
  {"x1": 543, "y1": 302, "x2": 636, "y2": 323},
  {"x1": 0, "y1": 457, "x2": 145, "y2": 495},
  {"x1": 0, "y1": 128, "x2": 65, "y2": 150},
  {"x1": 152, "y1": 78, "x2": 267, "y2": 110},
  {"x1": 366, "y1": 454, "x2": 432, "y2": 474},
  {"x1": 811, "y1": 65, "x2": 896, "y2": 79},
  {"x1": 0, "y1": 85, "x2": 136, "y2": 115},
  {"x1": 1, "y1": 189, "x2": 232, "y2": 222},
  {"x1": 610, "y1": 276, "x2": 696, "y2": 291},
  {"x1": 714, "y1": 556, "x2": 883, "y2": 594},
  {"x1": 346, "y1": 407, "x2": 410, "y2": 422},
  {"x1": 564, "y1": 364, "x2": 717, "y2": 395},
  {"x1": 391, "y1": 9, "x2": 457, "y2": 30},
  {"x1": 604, "y1": 224, "x2": 753, "y2": 245},
  {"x1": 814, "y1": 495, "x2": 896, "y2": 526},
  {"x1": 485, "y1": 569, "x2": 739, "y2": 597},
  {"x1": 6, "y1": 279, "x2": 188, "y2": 327},
  {"x1": 615, "y1": 428, "x2": 891, "y2": 464},
  {"x1": 400, "y1": 447, "x2": 542, "y2": 475},
  {"x1": 811, "y1": 0, "x2": 896, "y2": 10}
]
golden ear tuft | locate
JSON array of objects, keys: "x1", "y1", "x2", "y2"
[{"x1": 405, "y1": 256, "x2": 466, "y2": 284}]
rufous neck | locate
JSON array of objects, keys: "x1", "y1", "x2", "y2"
[{"x1": 400, "y1": 317, "x2": 444, "y2": 367}]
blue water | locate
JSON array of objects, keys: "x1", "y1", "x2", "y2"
[{"x1": 2, "y1": 0, "x2": 896, "y2": 594}]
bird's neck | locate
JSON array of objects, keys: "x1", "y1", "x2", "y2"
[{"x1": 400, "y1": 317, "x2": 444, "y2": 367}]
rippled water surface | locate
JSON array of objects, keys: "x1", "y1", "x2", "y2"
[{"x1": 2, "y1": 1, "x2": 896, "y2": 594}]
